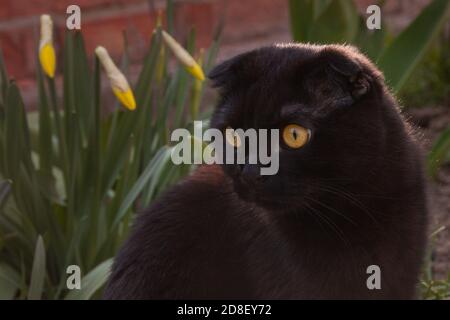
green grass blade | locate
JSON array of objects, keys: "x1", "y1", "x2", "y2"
[
  {"x1": 0, "y1": 46, "x2": 8, "y2": 106},
  {"x1": 378, "y1": 0, "x2": 450, "y2": 92},
  {"x1": 175, "y1": 30, "x2": 196, "y2": 125},
  {"x1": 312, "y1": 0, "x2": 332, "y2": 19},
  {"x1": 105, "y1": 136, "x2": 135, "y2": 227},
  {"x1": 141, "y1": 148, "x2": 175, "y2": 206},
  {"x1": 0, "y1": 263, "x2": 20, "y2": 299},
  {"x1": 135, "y1": 29, "x2": 162, "y2": 103},
  {"x1": 63, "y1": 31, "x2": 76, "y2": 129},
  {"x1": 47, "y1": 77, "x2": 67, "y2": 183},
  {"x1": 73, "y1": 32, "x2": 92, "y2": 148},
  {"x1": 0, "y1": 179, "x2": 11, "y2": 211},
  {"x1": 4, "y1": 83, "x2": 23, "y2": 179},
  {"x1": 112, "y1": 146, "x2": 170, "y2": 229},
  {"x1": 288, "y1": 0, "x2": 314, "y2": 42},
  {"x1": 27, "y1": 235, "x2": 46, "y2": 300},
  {"x1": 36, "y1": 58, "x2": 53, "y2": 177},
  {"x1": 308, "y1": 0, "x2": 359, "y2": 44},
  {"x1": 355, "y1": 16, "x2": 387, "y2": 61},
  {"x1": 427, "y1": 124, "x2": 450, "y2": 178},
  {"x1": 166, "y1": 0, "x2": 175, "y2": 34}
]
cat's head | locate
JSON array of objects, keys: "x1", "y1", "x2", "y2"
[{"x1": 208, "y1": 43, "x2": 397, "y2": 211}]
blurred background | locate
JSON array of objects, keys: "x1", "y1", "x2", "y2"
[
  {"x1": 0, "y1": 0, "x2": 449, "y2": 299},
  {"x1": 1, "y1": 0, "x2": 447, "y2": 108}
]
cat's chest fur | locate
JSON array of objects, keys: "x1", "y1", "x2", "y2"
[
  {"x1": 104, "y1": 165, "x2": 424, "y2": 299},
  {"x1": 195, "y1": 187, "x2": 389, "y2": 299}
]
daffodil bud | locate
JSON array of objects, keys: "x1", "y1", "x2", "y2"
[
  {"x1": 39, "y1": 14, "x2": 56, "y2": 78},
  {"x1": 161, "y1": 30, "x2": 205, "y2": 81},
  {"x1": 95, "y1": 46, "x2": 136, "y2": 111}
]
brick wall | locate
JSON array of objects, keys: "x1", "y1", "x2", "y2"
[
  {"x1": 0, "y1": 0, "x2": 289, "y2": 83},
  {"x1": 0, "y1": 0, "x2": 432, "y2": 107}
]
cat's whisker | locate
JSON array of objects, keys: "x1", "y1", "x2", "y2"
[
  {"x1": 302, "y1": 201, "x2": 352, "y2": 249},
  {"x1": 303, "y1": 195, "x2": 357, "y2": 226},
  {"x1": 312, "y1": 184, "x2": 380, "y2": 227}
]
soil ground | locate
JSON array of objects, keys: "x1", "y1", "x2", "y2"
[{"x1": 406, "y1": 106, "x2": 450, "y2": 280}]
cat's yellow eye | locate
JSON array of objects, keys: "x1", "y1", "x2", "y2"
[
  {"x1": 225, "y1": 127, "x2": 241, "y2": 148},
  {"x1": 282, "y1": 124, "x2": 310, "y2": 149}
]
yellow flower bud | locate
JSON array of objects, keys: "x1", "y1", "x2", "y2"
[
  {"x1": 39, "y1": 15, "x2": 56, "y2": 78},
  {"x1": 95, "y1": 46, "x2": 136, "y2": 111},
  {"x1": 161, "y1": 30, "x2": 205, "y2": 81}
]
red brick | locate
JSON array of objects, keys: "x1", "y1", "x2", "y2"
[
  {"x1": 219, "y1": 0, "x2": 289, "y2": 43},
  {"x1": 8, "y1": 0, "x2": 62, "y2": 18},
  {"x1": 0, "y1": 26, "x2": 37, "y2": 79},
  {"x1": 7, "y1": 0, "x2": 148, "y2": 19},
  {"x1": 0, "y1": 2, "x2": 11, "y2": 19},
  {"x1": 174, "y1": 1, "x2": 218, "y2": 49}
]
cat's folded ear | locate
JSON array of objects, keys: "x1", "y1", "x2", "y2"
[
  {"x1": 321, "y1": 47, "x2": 373, "y2": 100},
  {"x1": 208, "y1": 51, "x2": 258, "y2": 90}
]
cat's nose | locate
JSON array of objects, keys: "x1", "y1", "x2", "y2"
[{"x1": 240, "y1": 164, "x2": 266, "y2": 183}]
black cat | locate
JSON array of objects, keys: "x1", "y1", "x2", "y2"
[{"x1": 103, "y1": 44, "x2": 427, "y2": 299}]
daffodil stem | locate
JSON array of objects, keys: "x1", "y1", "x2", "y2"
[
  {"x1": 91, "y1": 57, "x2": 102, "y2": 256},
  {"x1": 106, "y1": 107, "x2": 119, "y2": 151},
  {"x1": 190, "y1": 80, "x2": 203, "y2": 121},
  {"x1": 166, "y1": 0, "x2": 175, "y2": 34},
  {"x1": 190, "y1": 50, "x2": 205, "y2": 120},
  {"x1": 47, "y1": 76, "x2": 68, "y2": 188},
  {"x1": 106, "y1": 45, "x2": 129, "y2": 151}
]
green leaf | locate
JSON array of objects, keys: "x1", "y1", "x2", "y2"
[
  {"x1": 135, "y1": 29, "x2": 162, "y2": 104},
  {"x1": 105, "y1": 137, "x2": 135, "y2": 231},
  {"x1": 141, "y1": 150, "x2": 176, "y2": 207},
  {"x1": 0, "y1": 179, "x2": 11, "y2": 211},
  {"x1": 0, "y1": 263, "x2": 20, "y2": 299},
  {"x1": 355, "y1": 17, "x2": 387, "y2": 61},
  {"x1": 65, "y1": 258, "x2": 113, "y2": 300},
  {"x1": 312, "y1": 0, "x2": 332, "y2": 20},
  {"x1": 427, "y1": 124, "x2": 450, "y2": 178},
  {"x1": 308, "y1": 0, "x2": 359, "y2": 44},
  {"x1": 4, "y1": 83, "x2": 23, "y2": 179},
  {"x1": 72, "y1": 32, "x2": 92, "y2": 147},
  {"x1": 112, "y1": 146, "x2": 171, "y2": 228},
  {"x1": 166, "y1": 0, "x2": 175, "y2": 34},
  {"x1": 0, "y1": 46, "x2": 8, "y2": 106},
  {"x1": 27, "y1": 235, "x2": 46, "y2": 300},
  {"x1": 288, "y1": 0, "x2": 314, "y2": 42},
  {"x1": 36, "y1": 56, "x2": 53, "y2": 177},
  {"x1": 378, "y1": 0, "x2": 450, "y2": 92},
  {"x1": 47, "y1": 76, "x2": 67, "y2": 183}
]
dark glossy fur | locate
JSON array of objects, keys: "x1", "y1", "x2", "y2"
[{"x1": 104, "y1": 44, "x2": 427, "y2": 299}]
